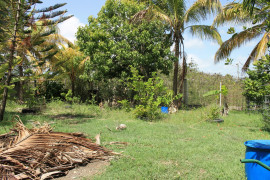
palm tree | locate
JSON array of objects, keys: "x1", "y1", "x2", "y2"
[
  {"x1": 132, "y1": 0, "x2": 222, "y2": 106},
  {"x1": 213, "y1": 1, "x2": 270, "y2": 71},
  {"x1": 53, "y1": 44, "x2": 88, "y2": 97}
]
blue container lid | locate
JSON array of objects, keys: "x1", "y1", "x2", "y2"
[
  {"x1": 245, "y1": 140, "x2": 270, "y2": 150},
  {"x1": 161, "y1": 106, "x2": 169, "y2": 113}
]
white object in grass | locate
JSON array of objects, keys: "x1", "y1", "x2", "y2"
[{"x1": 116, "y1": 124, "x2": 127, "y2": 130}]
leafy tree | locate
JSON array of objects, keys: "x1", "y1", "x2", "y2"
[
  {"x1": 15, "y1": 23, "x2": 70, "y2": 102},
  {"x1": 0, "y1": 0, "x2": 23, "y2": 121},
  {"x1": 121, "y1": 66, "x2": 179, "y2": 120},
  {"x1": 243, "y1": 55, "x2": 270, "y2": 104},
  {"x1": 53, "y1": 44, "x2": 87, "y2": 98},
  {"x1": 213, "y1": 0, "x2": 270, "y2": 71},
  {"x1": 132, "y1": 0, "x2": 222, "y2": 106},
  {"x1": 76, "y1": 0, "x2": 174, "y2": 83},
  {"x1": 0, "y1": 0, "x2": 72, "y2": 120}
]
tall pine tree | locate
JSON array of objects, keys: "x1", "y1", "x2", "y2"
[{"x1": 0, "y1": 0, "x2": 73, "y2": 121}]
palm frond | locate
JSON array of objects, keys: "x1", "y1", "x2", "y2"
[
  {"x1": 215, "y1": 23, "x2": 265, "y2": 62},
  {"x1": 243, "y1": 0, "x2": 256, "y2": 15},
  {"x1": 131, "y1": 5, "x2": 173, "y2": 28},
  {"x1": 166, "y1": 0, "x2": 185, "y2": 20},
  {"x1": 185, "y1": 0, "x2": 222, "y2": 24},
  {"x1": 212, "y1": 2, "x2": 263, "y2": 27},
  {"x1": 242, "y1": 32, "x2": 270, "y2": 71},
  {"x1": 188, "y1": 25, "x2": 222, "y2": 45}
]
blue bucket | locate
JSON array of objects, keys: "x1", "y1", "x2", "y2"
[
  {"x1": 161, "y1": 106, "x2": 168, "y2": 114},
  {"x1": 244, "y1": 140, "x2": 270, "y2": 180}
]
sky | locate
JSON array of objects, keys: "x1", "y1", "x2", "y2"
[{"x1": 36, "y1": 0, "x2": 261, "y2": 78}]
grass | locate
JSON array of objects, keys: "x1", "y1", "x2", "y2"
[{"x1": 1, "y1": 101, "x2": 269, "y2": 179}]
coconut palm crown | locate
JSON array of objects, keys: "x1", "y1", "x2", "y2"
[
  {"x1": 213, "y1": 1, "x2": 270, "y2": 71},
  {"x1": 132, "y1": 0, "x2": 222, "y2": 105}
]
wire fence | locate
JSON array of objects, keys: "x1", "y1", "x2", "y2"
[{"x1": 184, "y1": 73, "x2": 246, "y2": 110}]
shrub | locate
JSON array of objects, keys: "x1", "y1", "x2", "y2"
[
  {"x1": 39, "y1": 81, "x2": 66, "y2": 101},
  {"x1": 204, "y1": 104, "x2": 222, "y2": 121},
  {"x1": 243, "y1": 55, "x2": 270, "y2": 105},
  {"x1": 61, "y1": 90, "x2": 80, "y2": 104},
  {"x1": 122, "y1": 67, "x2": 181, "y2": 120}
]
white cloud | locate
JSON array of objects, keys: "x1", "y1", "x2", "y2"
[
  {"x1": 187, "y1": 54, "x2": 211, "y2": 69},
  {"x1": 184, "y1": 38, "x2": 204, "y2": 48},
  {"x1": 245, "y1": 40, "x2": 257, "y2": 47},
  {"x1": 58, "y1": 16, "x2": 85, "y2": 43},
  {"x1": 186, "y1": 53, "x2": 246, "y2": 77}
]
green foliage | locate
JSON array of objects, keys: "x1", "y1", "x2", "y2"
[
  {"x1": 128, "y1": 68, "x2": 165, "y2": 120},
  {"x1": 203, "y1": 85, "x2": 228, "y2": 98},
  {"x1": 227, "y1": 27, "x2": 235, "y2": 34},
  {"x1": 124, "y1": 67, "x2": 181, "y2": 120},
  {"x1": 61, "y1": 90, "x2": 80, "y2": 104},
  {"x1": 262, "y1": 109, "x2": 270, "y2": 130},
  {"x1": 214, "y1": 0, "x2": 270, "y2": 70},
  {"x1": 25, "y1": 96, "x2": 44, "y2": 109},
  {"x1": 39, "y1": 81, "x2": 66, "y2": 101},
  {"x1": 203, "y1": 90, "x2": 220, "y2": 98},
  {"x1": 225, "y1": 58, "x2": 233, "y2": 65},
  {"x1": 204, "y1": 104, "x2": 222, "y2": 120},
  {"x1": 53, "y1": 44, "x2": 86, "y2": 98},
  {"x1": 86, "y1": 94, "x2": 97, "y2": 105},
  {"x1": 243, "y1": 55, "x2": 270, "y2": 104},
  {"x1": 0, "y1": 0, "x2": 73, "y2": 120},
  {"x1": 77, "y1": 0, "x2": 174, "y2": 82},
  {"x1": 118, "y1": 99, "x2": 131, "y2": 112}
]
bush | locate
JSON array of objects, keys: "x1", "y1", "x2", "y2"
[
  {"x1": 61, "y1": 90, "x2": 80, "y2": 104},
  {"x1": 243, "y1": 55, "x2": 270, "y2": 105},
  {"x1": 121, "y1": 67, "x2": 181, "y2": 121},
  {"x1": 204, "y1": 104, "x2": 222, "y2": 121},
  {"x1": 39, "y1": 81, "x2": 66, "y2": 101}
]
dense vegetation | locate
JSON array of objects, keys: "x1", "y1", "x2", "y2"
[
  {"x1": 0, "y1": 0, "x2": 72, "y2": 120},
  {"x1": 0, "y1": 0, "x2": 269, "y2": 120}
]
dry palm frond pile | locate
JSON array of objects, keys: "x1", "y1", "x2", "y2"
[{"x1": 0, "y1": 118, "x2": 113, "y2": 180}]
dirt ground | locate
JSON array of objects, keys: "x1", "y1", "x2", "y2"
[{"x1": 56, "y1": 160, "x2": 110, "y2": 180}]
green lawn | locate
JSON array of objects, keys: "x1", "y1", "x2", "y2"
[{"x1": 2, "y1": 101, "x2": 268, "y2": 179}]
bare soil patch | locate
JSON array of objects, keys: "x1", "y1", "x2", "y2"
[{"x1": 56, "y1": 160, "x2": 110, "y2": 180}]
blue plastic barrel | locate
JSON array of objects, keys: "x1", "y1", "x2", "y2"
[
  {"x1": 161, "y1": 106, "x2": 168, "y2": 114},
  {"x1": 244, "y1": 140, "x2": 270, "y2": 180}
]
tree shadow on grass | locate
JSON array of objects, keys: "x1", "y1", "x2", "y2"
[{"x1": 49, "y1": 113, "x2": 96, "y2": 124}]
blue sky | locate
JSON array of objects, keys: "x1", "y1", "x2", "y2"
[{"x1": 36, "y1": 0, "x2": 260, "y2": 78}]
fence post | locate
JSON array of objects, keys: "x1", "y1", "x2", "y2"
[{"x1": 220, "y1": 82, "x2": 222, "y2": 107}]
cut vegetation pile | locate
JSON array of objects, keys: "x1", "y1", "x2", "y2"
[{"x1": 0, "y1": 117, "x2": 113, "y2": 180}]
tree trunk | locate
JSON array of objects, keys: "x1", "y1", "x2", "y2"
[
  {"x1": 71, "y1": 79, "x2": 75, "y2": 98},
  {"x1": 179, "y1": 56, "x2": 187, "y2": 93},
  {"x1": 178, "y1": 37, "x2": 187, "y2": 107},
  {"x1": 0, "y1": 0, "x2": 21, "y2": 121},
  {"x1": 173, "y1": 36, "x2": 180, "y2": 105},
  {"x1": 18, "y1": 65, "x2": 24, "y2": 103}
]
